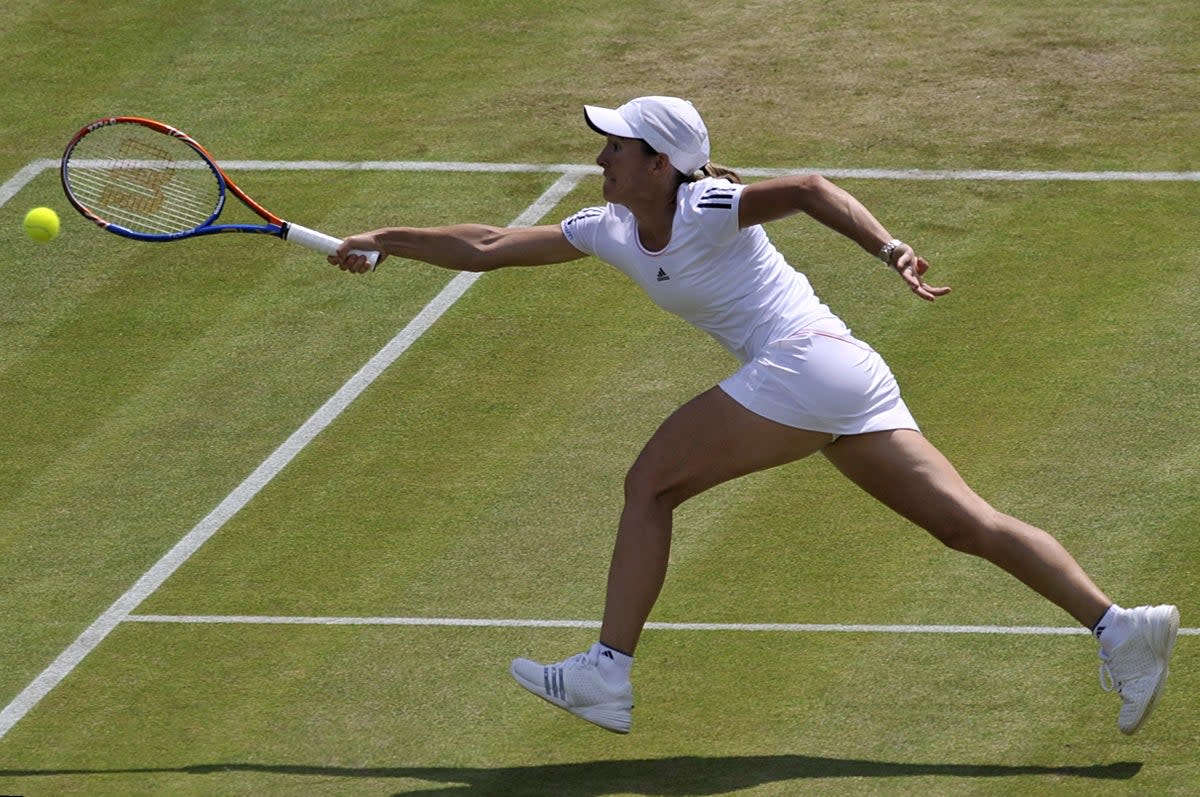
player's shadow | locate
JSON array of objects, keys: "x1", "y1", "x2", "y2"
[{"x1": 0, "y1": 755, "x2": 1142, "y2": 796}]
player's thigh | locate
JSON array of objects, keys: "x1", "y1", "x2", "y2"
[
  {"x1": 821, "y1": 429, "x2": 998, "y2": 543},
  {"x1": 628, "y1": 386, "x2": 833, "y2": 505}
]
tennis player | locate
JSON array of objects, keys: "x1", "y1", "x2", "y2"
[{"x1": 330, "y1": 96, "x2": 1179, "y2": 736}]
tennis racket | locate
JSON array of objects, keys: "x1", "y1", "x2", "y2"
[{"x1": 60, "y1": 116, "x2": 378, "y2": 269}]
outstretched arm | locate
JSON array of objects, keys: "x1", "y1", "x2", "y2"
[
  {"x1": 739, "y1": 174, "x2": 950, "y2": 301},
  {"x1": 328, "y1": 223, "x2": 586, "y2": 274}
]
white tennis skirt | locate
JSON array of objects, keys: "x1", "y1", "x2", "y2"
[{"x1": 719, "y1": 319, "x2": 919, "y2": 436}]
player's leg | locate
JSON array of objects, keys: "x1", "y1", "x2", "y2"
[
  {"x1": 600, "y1": 385, "x2": 833, "y2": 654},
  {"x1": 822, "y1": 428, "x2": 1179, "y2": 733},
  {"x1": 822, "y1": 428, "x2": 1110, "y2": 624},
  {"x1": 511, "y1": 385, "x2": 832, "y2": 732}
]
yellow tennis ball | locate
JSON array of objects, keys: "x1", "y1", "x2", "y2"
[{"x1": 24, "y1": 207, "x2": 60, "y2": 243}]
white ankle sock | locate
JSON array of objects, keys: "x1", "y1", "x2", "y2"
[
  {"x1": 591, "y1": 642, "x2": 633, "y2": 685},
  {"x1": 1094, "y1": 604, "x2": 1129, "y2": 655}
]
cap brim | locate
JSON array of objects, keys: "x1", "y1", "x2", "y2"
[{"x1": 584, "y1": 105, "x2": 636, "y2": 138}]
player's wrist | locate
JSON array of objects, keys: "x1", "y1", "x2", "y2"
[{"x1": 876, "y1": 238, "x2": 905, "y2": 266}]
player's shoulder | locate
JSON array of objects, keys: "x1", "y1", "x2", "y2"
[
  {"x1": 561, "y1": 204, "x2": 628, "y2": 252},
  {"x1": 679, "y1": 179, "x2": 744, "y2": 244},
  {"x1": 563, "y1": 205, "x2": 607, "y2": 225},
  {"x1": 681, "y1": 177, "x2": 742, "y2": 213}
]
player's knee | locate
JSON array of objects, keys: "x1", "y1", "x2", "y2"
[
  {"x1": 623, "y1": 458, "x2": 686, "y2": 511},
  {"x1": 927, "y1": 504, "x2": 1006, "y2": 557}
]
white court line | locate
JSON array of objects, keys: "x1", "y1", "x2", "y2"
[
  {"x1": 149, "y1": 161, "x2": 1200, "y2": 182},
  {"x1": 0, "y1": 169, "x2": 585, "y2": 741},
  {"x1": 202, "y1": 161, "x2": 1200, "y2": 182},
  {"x1": 5, "y1": 157, "x2": 1200, "y2": 197},
  {"x1": 123, "y1": 614, "x2": 1200, "y2": 636},
  {"x1": 0, "y1": 160, "x2": 55, "y2": 207}
]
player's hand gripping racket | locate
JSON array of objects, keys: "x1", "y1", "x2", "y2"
[{"x1": 60, "y1": 116, "x2": 378, "y2": 269}]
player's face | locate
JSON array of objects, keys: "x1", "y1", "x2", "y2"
[{"x1": 595, "y1": 135, "x2": 659, "y2": 206}]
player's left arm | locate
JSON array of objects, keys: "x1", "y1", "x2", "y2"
[{"x1": 739, "y1": 174, "x2": 950, "y2": 301}]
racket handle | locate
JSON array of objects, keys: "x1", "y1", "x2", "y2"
[{"x1": 284, "y1": 223, "x2": 381, "y2": 271}]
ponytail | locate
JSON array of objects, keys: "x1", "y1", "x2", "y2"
[{"x1": 691, "y1": 162, "x2": 742, "y2": 184}]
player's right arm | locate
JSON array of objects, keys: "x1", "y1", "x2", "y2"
[{"x1": 329, "y1": 224, "x2": 585, "y2": 273}]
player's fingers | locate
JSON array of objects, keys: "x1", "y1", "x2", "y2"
[
  {"x1": 913, "y1": 282, "x2": 951, "y2": 301},
  {"x1": 899, "y1": 262, "x2": 922, "y2": 291},
  {"x1": 334, "y1": 235, "x2": 370, "y2": 258},
  {"x1": 330, "y1": 252, "x2": 363, "y2": 272}
]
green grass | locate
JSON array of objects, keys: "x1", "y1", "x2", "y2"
[{"x1": 1, "y1": 1, "x2": 1198, "y2": 795}]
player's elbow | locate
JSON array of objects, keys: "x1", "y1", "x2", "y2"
[
  {"x1": 463, "y1": 241, "x2": 510, "y2": 272},
  {"x1": 441, "y1": 225, "x2": 510, "y2": 272},
  {"x1": 794, "y1": 173, "x2": 834, "y2": 199}
]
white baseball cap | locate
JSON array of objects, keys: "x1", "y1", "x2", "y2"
[{"x1": 584, "y1": 96, "x2": 711, "y2": 176}]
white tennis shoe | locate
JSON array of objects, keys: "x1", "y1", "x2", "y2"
[
  {"x1": 510, "y1": 650, "x2": 634, "y2": 733},
  {"x1": 1098, "y1": 604, "x2": 1180, "y2": 734}
]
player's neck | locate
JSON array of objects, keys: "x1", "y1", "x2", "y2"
[{"x1": 629, "y1": 195, "x2": 676, "y2": 252}]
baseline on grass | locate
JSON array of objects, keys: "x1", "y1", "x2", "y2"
[
  {"x1": 123, "y1": 614, "x2": 1200, "y2": 635},
  {"x1": 60, "y1": 116, "x2": 379, "y2": 268}
]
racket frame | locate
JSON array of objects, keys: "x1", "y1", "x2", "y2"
[{"x1": 60, "y1": 116, "x2": 376, "y2": 267}]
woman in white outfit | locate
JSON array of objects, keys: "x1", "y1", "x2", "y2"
[{"x1": 329, "y1": 96, "x2": 1178, "y2": 737}]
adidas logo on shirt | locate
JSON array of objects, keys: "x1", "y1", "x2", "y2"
[{"x1": 656, "y1": 268, "x2": 670, "y2": 282}]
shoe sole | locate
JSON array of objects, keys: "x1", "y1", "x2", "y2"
[
  {"x1": 1122, "y1": 605, "x2": 1180, "y2": 735},
  {"x1": 510, "y1": 662, "x2": 632, "y2": 734}
]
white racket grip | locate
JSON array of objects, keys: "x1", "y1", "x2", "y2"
[{"x1": 284, "y1": 223, "x2": 380, "y2": 271}]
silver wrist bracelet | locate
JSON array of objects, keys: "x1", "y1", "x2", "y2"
[{"x1": 877, "y1": 238, "x2": 904, "y2": 265}]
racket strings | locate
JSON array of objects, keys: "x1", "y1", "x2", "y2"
[
  {"x1": 69, "y1": 169, "x2": 215, "y2": 234},
  {"x1": 65, "y1": 126, "x2": 222, "y2": 235}
]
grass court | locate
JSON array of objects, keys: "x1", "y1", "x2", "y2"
[{"x1": 1, "y1": 2, "x2": 1197, "y2": 795}]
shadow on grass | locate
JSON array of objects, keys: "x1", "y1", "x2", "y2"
[{"x1": 0, "y1": 754, "x2": 1142, "y2": 796}]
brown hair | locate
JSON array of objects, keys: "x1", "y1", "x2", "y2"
[{"x1": 693, "y1": 162, "x2": 742, "y2": 184}]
